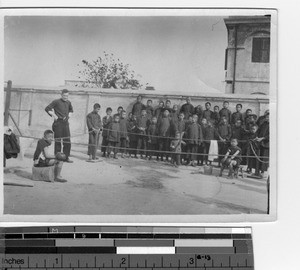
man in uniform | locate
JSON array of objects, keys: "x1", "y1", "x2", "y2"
[{"x1": 45, "y1": 89, "x2": 74, "y2": 163}]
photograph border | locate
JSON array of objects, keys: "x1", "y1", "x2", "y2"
[{"x1": 0, "y1": 7, "x2": 277, "y2": 223}]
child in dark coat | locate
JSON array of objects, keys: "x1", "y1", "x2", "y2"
[
  {"x1": 119, "y1": 110, "x2": 129, "y2": 158},
  {"x1": 231, "y1": 119, "x2": 244, "y2": 141},
  {"x1": 212, "y1": 105, "x2": 221, "y2": 126},
  {"x1": 256, "y1": 112, "x2": 269, "y2": 177},
  {"x1": 170, "y1": 132, "x2": 186, "y2": 167},
  {"x1": 203, "y1": 102, "x2": 214, "y2": 124},
  {"x1": 145, "y1": 99, "x2": 154, "y2": 120},
  {"x1": 202, "y1": 119, "x2": 218, "y2": 165},
  {"x1": 132, "y1": 95, "x2": 145, "y2": 117},
  {"x1": 180, "y1": 97, "x2": 194, "y2": 120},
  {"x1": 217, "y1": 116, "x2": 232, "y2": 166},
  {"x1": 101, "y1": 107, "x2": 113, "y2": 157},
  {"x1": 128, "y1": 114, "x2": 138, "y2": 158},
  {"x1": 185, "y1": 114, "x2": 203, "y2": 166},
  {"x1": 154, "y1": 101, "x2": 165, "y2": 120},
  {"x1": 244, "y1": 124, "x2": 259, "y2": 173},
  {"x1": 107, "y1": 114, "x2": 120, "y2": 159},
  {"x1": 136, "y1": 109, "x2": 149, "y2": 158},
  {"x1": 157, "y1": 109, "x2": 171, "y2": 161},
  {"x1": 86, "y1": 103, "x2": 102, "y2": 161},
  {"x1": 194, "y1": 105, "x2": 203, "y2": 124},
  {"x1": 147, "y1": 116, "x2": 159, "y2": 160},
  {"x1": 219, "y1": 101, "x2": 231, "y2": 124},
  {"x1": 231, "y1": 104, "x2": 243, "y2": 125}
]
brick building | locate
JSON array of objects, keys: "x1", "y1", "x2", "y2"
[{"x1": 224, "y1": 16, "x2": 271, "y2": 95}]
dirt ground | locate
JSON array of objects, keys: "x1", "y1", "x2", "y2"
[{"x1": 3, "y1": 145, "x2": 268, "y2": 215}]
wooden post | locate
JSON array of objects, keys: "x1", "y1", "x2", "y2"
[
  {"x1": 17, "y1": 91, "x2": 23, "y2": 127},
  {"x1": 28, "y1": 89, "x2": 34, "y2": 126},
  {"x1": 4, "y1": 80, "x2": 12, "y2": 126}
]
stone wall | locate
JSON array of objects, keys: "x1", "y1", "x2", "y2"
[{"x1": 4, "y1": 86, "x2": 269, "y2": 144}]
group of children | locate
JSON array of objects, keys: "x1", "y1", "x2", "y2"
[
  {"x1": 85, "y1": 96, "x2": 269, "y2": 178},
  {"x1": 31, "y1": 89, "x2": 270, "y2": 185},
  {"x1": 32, "y1": 95, "x2": 269, "y2": 183}
]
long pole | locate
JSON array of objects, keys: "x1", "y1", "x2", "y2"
[
  {"x1": 4, "y1": 80, "x2": 12, "y2": 125},
  {"x1": 267, "y1": 176, "x2": 270, "y2": 214}
]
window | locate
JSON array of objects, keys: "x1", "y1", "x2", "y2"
[
  {"x1": 224, "y1": 48, "x2": 228, "y2": 70},
  {"x1": 252, "y1": 37, "x2": 270, "y2": 63}
]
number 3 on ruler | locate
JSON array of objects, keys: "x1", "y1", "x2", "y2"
[{"x1": 189, "y1": 258, "x2": 194, "y2": 264}]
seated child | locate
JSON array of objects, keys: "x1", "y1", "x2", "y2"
[
  {"x1": 33, "y1": 130, "x2": 67, "y2": 182},
  {"x1": 219, "y1": 138, "x2": 242, "y2": 179},
  {"x1": 170, "y1": 132, "x2": 186, "y2": 167}
]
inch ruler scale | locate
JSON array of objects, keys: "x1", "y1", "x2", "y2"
[{"x1": 0, "y1": 226, "x2": 254, "y2": 270}]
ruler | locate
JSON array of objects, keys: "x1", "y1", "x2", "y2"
[{"x1": 0, "y1": 226, "x2": 254, "y2": 270}]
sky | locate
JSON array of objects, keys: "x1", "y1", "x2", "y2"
[{"x1": 4, "y1": 16, "x2": 227, "y2": 92}]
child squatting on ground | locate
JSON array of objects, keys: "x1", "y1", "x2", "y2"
[
  {"x1": 33, "y1": 130, "x2": 67, "y2": 183},
  {"x1": 219, "y1": 138, "x2": 242, "y2": 179}
]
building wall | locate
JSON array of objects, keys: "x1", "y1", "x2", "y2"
[
  {"x1": 5, "y1": 86, "x2": 269, "y2": 145},
  {"x1": 224, "y1": 17, "x2": 271, "y2": 95}
]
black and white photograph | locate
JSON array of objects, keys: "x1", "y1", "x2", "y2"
[{"x1": 1, "y1": 8, "x2": 277, "y2": 221}]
